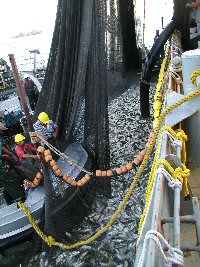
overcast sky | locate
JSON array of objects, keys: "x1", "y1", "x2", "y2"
[
  {"x1": 0, "y1": 0, "x2": 173, "y2": 48},
  {"x1": 0, "y1": 0, "x2": 58, "y2": 39},
  {"x1": 136, "y1": 0, "x2": 174, "y2": 46}
]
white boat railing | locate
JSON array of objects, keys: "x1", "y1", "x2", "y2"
[{"x1": 135, "y1": 32, "x2": 200, "y2": 266}]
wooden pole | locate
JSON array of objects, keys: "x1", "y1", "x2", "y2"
[{"x1": 8, "y1": 54, "x2": 34, "y2": 132}]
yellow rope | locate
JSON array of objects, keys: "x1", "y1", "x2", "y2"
[
  {"x1": 153, "y1": 45, "x2": 170, "y2": 125},
  {"x1": 191, "y1": 69, "x2": 200, "y2": 87},
  {"x1": 138, "y1": 89, "x2": 199, "y2": 236},
  {"x1": 138, "y1": 127, "x2": 190, "y2": 236},
  {"x1": 17, "y1": 86, "x2": 200, "y2": 249}
]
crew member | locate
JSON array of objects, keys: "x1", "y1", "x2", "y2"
[
  {"x1": 15, "y1": 134, "x2": 39, "y2": 163},
  {"x1": 33, "y1": 112, "x2": 59, "y2": 145},
  {"x1": 24, "y1": 76, "x2": 39, "y2": 110},
  {"x1": 154, "y1": 30, "x2": 160, "y2": 43},
  {"x1": 0, "y1": 129, "x2": 26, "y2": 204}
]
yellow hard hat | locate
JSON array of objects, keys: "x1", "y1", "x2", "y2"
[
  {"x1": 38, "y1": 112, "x2": 50, "y2": 124},
  {"x1": 15, "y1": 134, "x2": 25, "y2": 143}
]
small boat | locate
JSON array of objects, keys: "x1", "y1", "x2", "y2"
[
  {"x1": 0, "y1": 142, "x2": 91, "y2": 251},
  {"x1": 0, "y1": 186, "x2": 45, "y2": 250}
]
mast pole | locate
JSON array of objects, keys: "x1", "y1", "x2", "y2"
[{"x1": 8, "y1": 54, "x2": 34, "y2": 132}]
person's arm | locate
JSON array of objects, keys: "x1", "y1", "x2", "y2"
[
  {"x1": 22, "y1": 154, "x2": 39, "y2": 160},
  {"x1": 54, "y1": 127, "x2": 59, "y2": 139},
  {"x1": 22, "y1": 144, "x2": 39, "y2": 160},
  {"x1": 2, "y1": 146, "x2": 18, "y2": 161},
  {"x1": 27, "y1": 144, "x2": 37, "y2": 153},
  {"x1": 0, "y1": 153, "x2": 11, "y2": 160},
  {"x1": 16, "y1": 145, "x2": 38, "y2": 161},
  {"x1": 24, "y1": 82, "x2": 28, "y2": 91}
]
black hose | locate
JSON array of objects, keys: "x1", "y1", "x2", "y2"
[{"x1": 140, "y1": 20, "x2": 176, "y2": 118}]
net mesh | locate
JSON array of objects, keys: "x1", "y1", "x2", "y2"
[{"x1": 25, "y1": 0, "x2": 140, "y2": 264}]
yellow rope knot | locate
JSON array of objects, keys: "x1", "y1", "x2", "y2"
[
  {"x1": 191, "y1": 69, "x2": 200, "y2": 87},
  {"x1": 47, "y1": 236, "x2": 56, "y2": 247},
  {"x1": 182, "y1": 166, "x2": 190, "y2": 198},
  {"x1": 172, "y1": 167, "x2": 184, "y2": 183},
  {"x1": 176, "y1": 131, "x2": 188, "y2": 142},
  {"x1": 172, "y1": 166, "x2": 190, "y2": 198}
]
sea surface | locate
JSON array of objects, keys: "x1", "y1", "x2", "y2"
[{"x1": 0, "y1": 31, "x2": 53, "y2": 72}]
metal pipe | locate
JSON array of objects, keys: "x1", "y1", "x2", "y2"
[
  {"x1": 181, "y1": 245, "x2": 200, "y2": 252},
  {"x1": 173, "y1": 145, "x2": 181, "y2": 249},
  {"x1": 145, "y1": 133, "x2": 168, "y2": 266},
  {"x1": 164, "y1": 245, "x2": 200, "y2": 252},
  {"x1": 162, "y1": 215, "x2": 195, "y2": 224},
  {"x1": 173, "y1": 186, "x2": 181, "y2": 248},
  {"x1": 8, "y1": 54, "x2": 34, "y2": 132},
  {"x1": 192, "y1": 197, "x2": 200, "y2": 246},
  {"x1": 146, "y1": 173, "x2": 165, "y2": 266}
]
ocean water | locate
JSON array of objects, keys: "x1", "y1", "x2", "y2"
[{"x1": 0, "y1": 31, "x2": 53, "y2": 72}]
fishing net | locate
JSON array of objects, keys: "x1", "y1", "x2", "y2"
[{"x1": 24, "y1": 0, "x2": 140, "y2": 265}]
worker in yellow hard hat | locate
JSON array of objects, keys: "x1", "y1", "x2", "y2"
[
  {"x1": 15, "y1": 134, "x2": 39, "y2": 163},
  {"x1": 33, "y1": 112, "x2": 59, "y2": 143}
]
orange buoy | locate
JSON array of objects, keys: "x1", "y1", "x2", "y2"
[
  {"x1": 106, "y1": 170, "x2": 113, "y2": 176},
  {"x1": 149, "y1": 132, "x2": 154, "y2": 138},
  {"x1": 116, "y1": 168, "x2": 123, "y2": 175},
  {"x1": 54, "y1": 168, "x2": 62, "y2": 176},
  {"x1": 34, "y1": 177, "x2": 41, "y2": 182},
  {"x1": 52, "y1": 164, "x2": 59, "y2": 171},
  {"x1": 83, "y1": 173, "x2": 91, "y2": 183},
  {"x1": 37, "y1": 146, "x2": 45, "y2": 154},
  {"x1": 96, "y1": 170, "x2": 102, "y2": 176},
  {"x1": 44, "y1": 149, "x2": 51, "y2": 156},
  {"x1": 36, "y1": 172, "x2": 43, "y2": 179},
  {"x1": 50, "y1": 160, "x2": 56, "y2": 167},
  {"x1": 140, "y1": 149, "x2": 146, "y2": 156},
  {"x1": 137, "y1": 154, "x2": 144, "y2": 162},
  {"x1": 121, "y1": 166, "x2": 128, "y2": 173},
  {"x1": 84, "y1": 174, "x2": 91, "y2": 181},
  {"x1": 126, "y1": 163, "x2": 133, "y2": 171},
  {"x1": 33, "y1": 179, "x2": 40, "y2": 186},
  {"x1": 71, "y1": 180, "x2": 77, "y2": 187},
  {"x1": 146, "y1": 142, "x2": 150, "y2": 149},
  {"x1": 134, "y1": 158, "x2": 140, "y2": 165},
  {"x1": 45, "y1": 154, "x2": 52, "y2": 162},
  {"x1": 64, "y1": 176, "x2": 75, "y2": 186},
  {"x1": 102, "y1": 171, "x2": 107, "y2": 177},
  {"x1": 81, "y1": 176, "x2": 88, "y2": 185},
  {"x1": 63, "y1": 175, "x2": 70, "y2": 182},
  {"x1": 77, "y1": 179, "x2": 84, "y2": 187}
]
